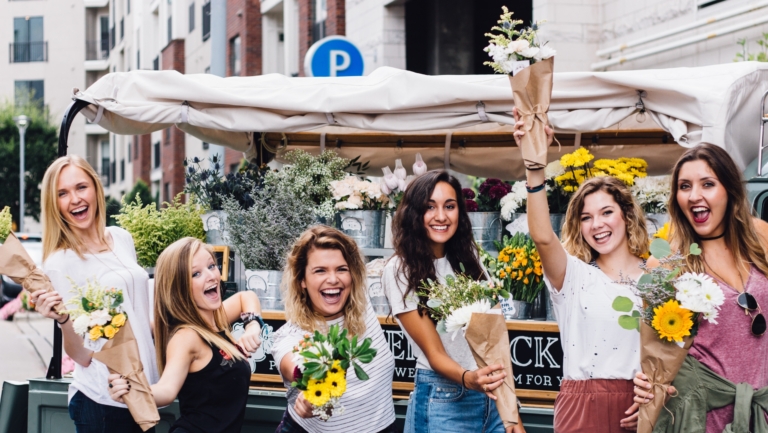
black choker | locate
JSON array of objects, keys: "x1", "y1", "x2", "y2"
[{"x1": 699, "y1": 232, "x2": 725, "y2": 241}]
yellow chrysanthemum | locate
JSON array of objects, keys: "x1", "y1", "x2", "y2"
[
  {"x1": 653, "y1": 222, "x2": 671, "y2": 241},
  {"x1": 651, "y1": 300, "x2": 693, "y2": 343},
  {"x1": 305, "y1": 380, "x2": 332, "y2": 407},
  {"x1": 103, "y1": 325, "x2": 118, "y2": 339},
  {"x1": 89, "y1": 325, "x2": 103, "y2": 341},
  {"x1": 326, "y1": 372, "x2": 347, "y2": 398},
  {"x1": 111, "y1": 313, "x2": 126, "y2": 328}
]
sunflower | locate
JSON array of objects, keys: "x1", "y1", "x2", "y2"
[
  {"x1": 651, "y1": 300, "x2": 693, "y2": 342},
  {"x1": 327, "y1": 374, "x2": 347, "y2": 398},
  {"x1": 305, "y1": 379, "x2": 331, "y2": 406}
]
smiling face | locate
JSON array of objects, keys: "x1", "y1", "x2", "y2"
[
  {"x1": 302, "y1": 248, "x2": 352, "y2": 320},
  {"x1": 190, "y1": 247, "x2": 222, "y2": 317},
  {"x1": 423, "y1": 181, "x2": 459, "y2": 258},
  {"x1": 676, "y1": 159, "x2": 728, "y2": 238},
  {"x1": 580, "y1": 190, "x2": 629, "y2": 256},
  {"x1": 56, "y1": 165, "x2": 98, "y2": 232}
]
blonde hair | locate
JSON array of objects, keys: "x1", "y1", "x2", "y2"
[
  {"x1": 668, "y1": 144, "x2": 768, "y2": 276},
  {"x1": 561, "y1": 176, "x2": 649, "y2": 262},
  {"x1": 41, "y1": 156, "x2": 108, "y2": 261},
  {"x1": 154, "y1": 237, "x2": 245, "y2": 373},
  {"x1": 283, "y1": 225, "x2": 368, "y2": 337}
]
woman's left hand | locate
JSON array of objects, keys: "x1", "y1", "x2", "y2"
[
  {"x1": 237, "y1": 322, "x2": 262, "y2": 354},
  {"x1": 507, "y1": 421, "x2": 526, "y2": 433},
  {"x1": 620, "y1": 402, "x2": 639, "y2": 431}
]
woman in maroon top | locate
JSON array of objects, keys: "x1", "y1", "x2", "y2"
[{"x1": 633, "y1": 144, "x2": 768, "y2": 432}]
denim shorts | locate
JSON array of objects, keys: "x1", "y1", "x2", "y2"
[
  {"x1": 404, "y1": 369, "x2": 505, "y2": 433},
  {"x1": 69, "y1": 391, "x2": 155, "y2": 433}
]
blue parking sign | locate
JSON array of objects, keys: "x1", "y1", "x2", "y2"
[{"x1": 304, "y1": 36, "x2": 365, "y2": 77}]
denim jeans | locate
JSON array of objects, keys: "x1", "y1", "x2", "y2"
[
  {"x1": 404, "y1": 369, "x2": 505, "y2": 433},
  {"x1": 69, "y1": 391, "x2": 155, "y2": 433},
  {"x1": 275, "y1": 410, "x2": 400, "y2": 433}
]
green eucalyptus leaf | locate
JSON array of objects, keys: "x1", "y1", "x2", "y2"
[
  {"x1": 631, "y1": 310, "x2": 642, "y2": 318},
  {"x1": 689, "y1": 243, "x2": 702, "y2": 255},
  {"x1": 612, "y1": 296, "x2": 635, "y2": 312},
  {"x1": 618, "y1": 315, "x2": 640, "y2": 331},
  {"x1": 650, "y1": 238, "x2": 672, "y2": 259},
  {"x1": 427, "y1": 299, "x2": 443, "y2": 308},
  {"x1": 665, "y1": 267, "x2": 681, "y2": 281},
  {"x1": 436, "y1": 320, "x2": 447, "y2": 334},
  {"x1": 638, "y1": 273, "x2": 654, "y2": 287}
]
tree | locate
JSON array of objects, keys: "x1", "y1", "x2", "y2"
[
  {"x1": 124, "y1": 179, "x2": 155, "y2": 208},
  {"x1": 0, "y1": 101, "x2": 58, "y2": 229},
  {"x1": 105, "y1": 196, "x2": 121, "y2": 226}
]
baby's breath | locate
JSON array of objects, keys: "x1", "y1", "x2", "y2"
[{"x1": 0, "y1": 206, "x2": 12, "y2": 243}]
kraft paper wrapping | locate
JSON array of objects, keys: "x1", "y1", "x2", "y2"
[
  {"x1": 92, "y1": 321, "x2": 159, "y2": 431},
  {"x1": 0, "y1": 232, "x2": 62, "y2": 312},
  {"x1": 637, "y1": 322, "x2": 693, "y2": 433},
  {"x1": 508, "y1": 57, "x2": 555, "y2": 171},
  {"x1": 465, "y1": 312, "x2": 519, "y2": 429}
]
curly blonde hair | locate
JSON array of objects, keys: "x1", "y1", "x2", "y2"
[
  {"x1": 561, "y1": 176, "x2": 649, "y2": 262},
  {"x1": 283, "y1": 225, "x2": 368, "y2": 336}
]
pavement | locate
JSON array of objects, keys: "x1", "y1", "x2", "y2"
[{"x1": 0, "y1": 312, "x2": 53, "y2": 398}]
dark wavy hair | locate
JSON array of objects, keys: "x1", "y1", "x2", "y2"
[{"x1": 392, "y1": 170, "x2": 485, "y2": 316}]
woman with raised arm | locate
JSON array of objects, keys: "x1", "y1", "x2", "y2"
[
  {"x1": 108, "y1": 237, "x2": 262, "y2": 433},
  {"x1": 632, "y1": 144, "x2": 768, "y2": 433},
  {"x1": 383, "y1": 170, "x2": 525, "y2": 433},
  {"x1": 514, "y1": 108, "x2": 649, "y2": 432}
]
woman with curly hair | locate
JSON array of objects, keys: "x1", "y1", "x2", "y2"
[
  {"x1": 514, "y1": 108, "x2": 649, "y2": 432},
  {"x1": 271, "y1": 225, "x2": 396, "y2": 433},
  {"x1": 383, "y1": 170, "x2": 525, "y2": 433}
]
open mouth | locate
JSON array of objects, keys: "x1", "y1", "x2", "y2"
[
  {"x1": 593, "y1": 231, "x2": 611, "y2": 244},
  {"x1": 70, "y1": 205, "x2": 89, "y2": 222},
  {"x1": 320, "y1": 288, "x2": 344, "y2": 304},
  {"x1": 430, "y1": 225, "x2": 449, "y2": 233},
  {"x1": 204, "y1": 284, "x2": 219, "y2": 301},
  {"x1": 691, "y1": 206, "x2": 710, "y2": 224}
]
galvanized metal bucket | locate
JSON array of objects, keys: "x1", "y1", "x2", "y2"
[
  {"x1": 468, "y1": 212, "x2": 502, "y2": 254},
  {"x1": 336, "y1": 210, "x2": 386, "y2": 249},
  {"x1": 367, "y1": 276, "x2": 390, "y2": 315},
  {"x1": 529, "y1": 289, "x2": 548, "y2": 321},
  {"x1": 500, "y1": 298, "x2": 532, "y2": 320},
  {"x1": 201, "y1": 210, "x2": 229, "y2": 246},
  {"x1": 245, "y1": 270, "x2": 284, "y2": 310},
  {"x1": 645, "y1": 213, "x2": 669, "y2": 236}
]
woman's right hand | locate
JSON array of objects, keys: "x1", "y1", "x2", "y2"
[
  {"x1": 465, "y1": 363, "x2": 507, "y2": 400},
  {"x1": 107, "y1": 373, "x2": 130, "y2": 404},
  {"x1": 294, "y1": 392, "x2": 314, "y2": 418},
  {"x1": 632, "y1": 371, "x2": 676, "y2": 405},
  {"x1": 31, "y1": 290, "x2": 67, "y2": 322}
]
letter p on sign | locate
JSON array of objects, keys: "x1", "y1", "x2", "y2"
[
  {"x1": 329, "y1": 50, "x2": 351, "y2": 76},
  {"x1": 304, "y1": 36, "x2": 365, "y2": 77}
]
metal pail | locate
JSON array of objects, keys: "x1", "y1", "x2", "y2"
[
  {"x1": 468, "y1": 212, "x2": 502, "y2": 254},
  {"x1": 202, "y1": 210, "x2": 229, "y2": 246},
  {"x1": 336, "y1": 211, "x2": 386, "y2": 249},
  {"x1": 367, "y1": 276, "x2": 390, "y2": 315},
  {"x1": 245, "y1": 270, "x2": 284, "y2": 310}
]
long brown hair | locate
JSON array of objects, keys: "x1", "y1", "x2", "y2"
[
  {"x1": 283, "y1": 226, "x2": 368, "y2": 336},
  {"x1": 668, "y1": 143, "x2": 768, "y2": 276},
  {"x1": 154, "y1": 237, "x2": 244, "y2": 374},
  {"x1": 561, "y1": 176, "x2": 649, "y2": 262}
]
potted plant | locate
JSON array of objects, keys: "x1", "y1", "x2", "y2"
[
  {"x1": 500, "y1": 161, "x2": 570, "y2": 237},
  {"x1": 631, "y1": 175, "x2": 671, "y2": 235},
  {"x1": 221, "y1": 181, "x2": 316, "y2": 311},
  {"x1": 463, "y1": 178, "x2": 509, "y2": 254},
  {"x1": 485, "y1": 233, "x2": 545, "y2": 320},
  {"x1": 331, "y1": 175, "x2": 392, "y2": 249}
]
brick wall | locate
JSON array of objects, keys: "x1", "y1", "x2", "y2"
[
  {"x1": 132, "y1": 134, "x2": 151, "y2": 186},
  {"x1": 326, "y1": 0, "x2": 345, "y2": 36},
  {"x1": 227, "y1": 0, "x2": 262, "y2": 76},
  {"x1": 298, "y1": 0, "x2": 313, "y2": 76},
  {"x1": 161, "y1": 39, "x2": 186, "y2": 202}
]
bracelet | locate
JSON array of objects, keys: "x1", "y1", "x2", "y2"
[
  {"x1": 461, "y1": 370, "x2": 470, "y2": 388},
  {"x1": 56, "y1": 314, "x2": 70, "y2": 326},
  {"x1": 525, "y1": 182, "x2": 546, "y2": 193},
  {"x1": 240, "y1": 312, "x2": 265, "y2": 329}
]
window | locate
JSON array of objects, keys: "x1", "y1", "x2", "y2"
[
  {"x1": 127, "y1": 139, "x2": 131, "y2": 161},
  {"x1": 167, "y1": 16, "x2": 172, "y2": 43},
  {"x1": 313, "y1": 0, "x2": 326, "y2": 42},
  {"x1": 153, "y1": 141, "x2": 161, "y2": 168},
  {"x1": 120, "y1": 18, "x2": 124, "y2": 41},
  {"x1": 163, "y1": 182, "x2": 170, "y2": 202},
  {"x1": 202, "y1": 1, "x2": 210, "y2": 41},
  {"x1": 100, "y1": 16, "x2": 110, "y2": 57},
  {"x1": 127, "y1": 0, "x2": 130, "y2": 14},
  {"x1": 110, "y1": 25, "x2": 115, "y2": 50},
  {"x1": 153, "y1": 55, "x2": 159, "y2": 70},
  {"x1": 120, "y1": 159, "x2": 125, "y2": 181},
  {"x1": 133, "y1": 136, "x2": 139, "y2": 160},
  {"x1": 12, "y1": 16, "x2": 46, "y2": 63},
  {"x1": 229, "y1": 35, "x2": 241, "y2": 76},
  {"x1": 189, "y1": 2, "x2": 195, "y2": 33},
  {"x1": 101, "y1": 140, "x2": 111, "y2": 187},
  {"x1": 14, "y1": 80, "x2": 44, "y2": 108},
  {"x1": 111, "y1": 160, "x2": 116, "y2": 184}
]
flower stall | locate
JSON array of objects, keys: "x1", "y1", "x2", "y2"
[{"x1": 45, "y1": 60, "x2": 768, "y2": 431}]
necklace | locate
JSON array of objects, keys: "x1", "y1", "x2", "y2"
[
  {"x1": 699, "y1": 232, "x2": 726, "y2": 241},
  {"x1": 702, "y1": 254, "x2": 746, "y2": 293},
  {"x1": 87, "y1": 233, "x2": 137, "y2": 293}
]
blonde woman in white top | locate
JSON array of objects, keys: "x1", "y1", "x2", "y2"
[
  {"x1": 32, "y1": 155, "x2": 159, "y2": 433},
  {"x1": 514, "y1": 109, "x2": 647, "y2": 433}
]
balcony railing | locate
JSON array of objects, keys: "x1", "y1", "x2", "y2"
[
  {"x1": 9, "y1": 42, "x2": 48, "y2": 63},
  {"x1": 110, "y1": 27, "x2": 115, "y2": 50},
  {"x1": 85, "y1": 40, "x2": 109, "y2": 61}
]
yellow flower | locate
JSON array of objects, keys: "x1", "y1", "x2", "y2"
[
  {"x1": 651, "y1": 300, "x2": 693, "y2": 343},
  {"x1": 523, "y1": 277, "x2": 529, "y2": 284},
  {"x1": 505, "y1": 267, "x2": 511, "y2": 274},
  {"x1": 327, "y1": 372, "x2": 347, "y2": 398},
  {"x1": 103, "y1": 325, "x2": 118, "y2": 339},
  {"x1": 499, "y1": 271, "x2": 507, "y2": 278},
  {"x1": 653, "y1": 222, "x2": 671, "y2": 241},
  {"x1": 111, "y1": 313, "x2": 126, "y2": 328},
  {"x1": 305, "y1": 380, "x2": 331, "y2": 406},
  {"x1": 89, "y1": 325, "x2": 103, "y2": 341}
]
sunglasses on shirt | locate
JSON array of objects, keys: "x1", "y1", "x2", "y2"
[{"x1": 737, "y1": 292, "x2": 766, "y2": 336}]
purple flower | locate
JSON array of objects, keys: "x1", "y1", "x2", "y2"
[
  {"x1": 479, "y1": 178, "x2": 502, "y2": 195},
  {"x1": 462, "y1": 188, "x2": 476, "y2": 200},
  {"x1": 293, "y1": 366, "x2": 303, "y2": 382},
  {"x1": 489, "y1": 184, "x2": 509, "y2": 200},
  {"x1": 465, "y1": 199, "x2": 479, "y2": 212}
]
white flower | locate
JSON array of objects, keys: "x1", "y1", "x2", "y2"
[
  {"x1": 330, "y1": 180, "x2": 354, "y2": 200},
  {"x1": 631, "y1": 176, "x2": 671, "y2": 213},
  {"x1": 444, "y1": 299, "x2": 492, "y2": 340},
  {"x1": 519, "y1": 46, "x2": 540, "y2": 59},
  {"x1": 545, "y1": 160, "x2": 565, "y2": 180},
  {"x1": 508, "y1": 39, "x2": 530, "y2": 54},
  {"x1": 413, "y1": 153, "x2": 427, "y2": 176},
  {"x1": 347, "y1": 194, "x2": 363, "y2": 209},
  {"x1": 379, "y1": 178, "x2": 391, "y2": 195},
  {"x1": 675, "y1": 273, "x2": 724, "y2": 322},
  {"x1": 500, "y1": 182, "x2": 527, "y2": 220},
  {"x1": 382, "y1": 167, "x2": 399, "y2": 190},
  {"x1": 534, "y1": 45, "x2": 556, "y2": 61},
  {"x1": 306, "y1": 341, "x2": 335, "y2": 364},
  {"x1": 394, "y1": 159, "x2": 407, "y2": 181},
  {"x1": 89, "y1": 309, "x2": 112, "y2": 327},
  {"x1": 73, "y1": 315, "x2": 90, "y2": 336}
]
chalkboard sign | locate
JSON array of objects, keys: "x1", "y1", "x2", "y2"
[{"x1": 233, "y1": 312, "x2": 563, "y2": 400}]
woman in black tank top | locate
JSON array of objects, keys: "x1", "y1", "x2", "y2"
[{"x1": 106, "y1": 238, "x2": 262, "y2": 433}]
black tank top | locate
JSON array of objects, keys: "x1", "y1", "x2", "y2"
[{"x1": 170, "y1": 332, "x2": 251, "y2": 433}]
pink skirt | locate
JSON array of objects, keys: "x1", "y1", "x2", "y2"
[{"x1": 554, "y1": 379, "x2": 635, "y2": 433}]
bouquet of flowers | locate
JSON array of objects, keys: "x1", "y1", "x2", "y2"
[
  {"x1": 612, "y1": 238, "x2": 724, "y2": 433},
  {"x1": 485, "y1": 7, "x2": 555, "y2": 170},
  {"x1": 379, "y1": 153, "x2": 428, "y2": 208},
  {"x1": 419, "y1": 268, "x2": 520, "y2": 429},
  {"x1": 488, "y1": 234, "x2": 544, "y2": 304},
  {"x1": 632, "y1": 176, "x2": 671, "y2": 214},
  {"x1": 330, "y1": 175, "x2": 392, "y2": 211},
  {"x1": 65, "y1": 278, "x2": 159, "y2": 431},
  {"x1": 291, "y1": 324, "x2": 378, "y2": 421}
]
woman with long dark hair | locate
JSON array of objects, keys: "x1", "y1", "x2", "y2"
[
  {"x1": 633, "y1": 144, "x2": 768, "y2": 432},
  {"x1": 382, "y1": 170, "x2": 524, "y2": 433}
]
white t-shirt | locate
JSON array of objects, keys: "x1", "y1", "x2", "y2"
[
  {"x1": 271, "y1": 303, "x2": 396, "y2": 433},
  {"x1": 545, "y1": 253, "x2": 641, "y2": 381},
  {"x1": 43, "y1": 226, "x2": 159, "y2": 407},
  {"x1": 382, "y1": 255, "x2": 479, "y2": 372}
]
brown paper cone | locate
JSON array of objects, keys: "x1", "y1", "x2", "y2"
[
  {"x1": 92, "y1": 320, "x2": 159, "y2": 431},
  {"x1": 636, "y1": 322, "x2": 693, "y2": 433},
  {"x1": 0, "y1": 232, "x2": 62, "y2": 312},
  {"x1": 465, "y1": 312, "x2": 519, "y2": 429},
  {"x1": 508, "y1": 57, "x2": 555, "y2": 170}
]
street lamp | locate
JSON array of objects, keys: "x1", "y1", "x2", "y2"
[{"x1": 13, "y1": 115, "x2": 29, "y2": 233}]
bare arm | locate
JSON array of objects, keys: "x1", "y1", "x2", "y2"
[
  {"x1": 513, "y1": 107, "x2": 567, "y2": 290},
  {"x1": 223, "y1": 290, "x2": 262, "y2": 354},
  {"x1": 279, "y1": 346, "x2": 318, "y2": 418}
]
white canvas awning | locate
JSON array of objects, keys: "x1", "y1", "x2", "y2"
[{"x1": 73, "y1": 61, "x2": 768, "y2": 178}]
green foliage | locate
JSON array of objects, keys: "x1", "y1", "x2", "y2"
[
  {"x1": 124, "y1": 180, "x2": 155, "y2": 208},
  {"x1": 612, "y1": 296, "x2": 634, "y2": 313},
  {"x1": 735, "y1": 34, "x2": 768, "y2": 62},
  {"x1": 649, "y1": 238, "x2": 671, "y2": 260},
  {"x1": 0, "y1": 206, "x2": 11, "y2": 242},
  {"x1": 105, "y1": 196, "x2": 121, "y2": 227},
  {"x1": 115, "y1": 194, "x2": 205, "y2": 268},
  {"x1": 418, "y1": 272, "x2": 509, "y2": 323},
  {"x1": 0, "y1": 101, "x2": 58, "y2": 227}
]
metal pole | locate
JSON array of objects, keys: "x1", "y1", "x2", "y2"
[
  {"x1": 208, "y1": 0, "x2": 226, "y2": 176},
  {"x1": 19, "y1": 127, "x2": 25, "y2": 233}
]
